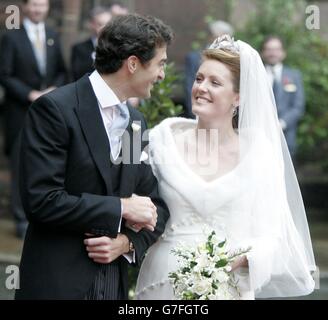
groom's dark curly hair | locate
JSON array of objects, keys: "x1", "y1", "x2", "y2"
[{"x1": 94, "y1": 13, "x2": 174, "y2": 74}]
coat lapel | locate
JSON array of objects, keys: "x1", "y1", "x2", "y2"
[{"x1": 75, "y1": 75, "x2": 113, "y2": 195}]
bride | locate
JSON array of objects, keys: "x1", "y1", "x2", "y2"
[{"x1": 134, "y1": 35, "x2": 316, "y2": 300}]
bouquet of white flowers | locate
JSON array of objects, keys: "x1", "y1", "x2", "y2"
[{"x1": 168, "y1": 230, "x2": 251, "y2": 300}]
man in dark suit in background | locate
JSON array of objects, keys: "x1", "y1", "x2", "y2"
[
  {"x1": 261, "y1": 36, "x2": 305, "y2": 156},
  {"x1": 16, "y1": 13, "x2": 172, "y2": 300},
  {"x1": 71, "y1": 6, "x2": 112, "y2": 81},
  {"x1": 0, "y1": 0, "x2": 67, "y2": 239}
]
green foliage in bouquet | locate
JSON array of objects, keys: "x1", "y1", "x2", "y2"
[
  {"x1": 169, "y1": 230, "x2": 251, "y2": 300},
  {"x1": 138, "y1": 62, "x2": 183, "y2": 129},
  {"x1": 235, "y1": 0, "x2": 328, "y2": 168}
]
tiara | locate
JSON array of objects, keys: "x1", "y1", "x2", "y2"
[{"x1": 208, "y1": 34, "x2": 240, "y2": 54}]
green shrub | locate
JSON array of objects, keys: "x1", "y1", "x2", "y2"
[{"x1": 138, "y1": 62, "x2": 183, "y2": 129}]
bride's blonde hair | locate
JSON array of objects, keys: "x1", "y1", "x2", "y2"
[{"x1": 202, "y1": 49, "x2": 240, "y2": 93}]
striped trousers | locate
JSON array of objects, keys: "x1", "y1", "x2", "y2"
[{"x1": 85, "y1": 263, "x2": 123, "y2": 300}]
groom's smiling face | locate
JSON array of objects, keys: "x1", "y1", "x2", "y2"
[{"x1": 131, "y1": 46, "x2": 167, "y2": 98}]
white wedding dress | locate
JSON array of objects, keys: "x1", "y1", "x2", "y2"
[
  {"x1": 135, "y1": 118, "x2": 259, "y2": 300},
  {"x1": 135, "y1": 117, "x2": 315, "y2": 300}
]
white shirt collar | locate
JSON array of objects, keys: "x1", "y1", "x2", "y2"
[
  {"x1": 23, "y1": 17, "x2": 45, "y2": 34},
  {"x1": 89, "y1": 70, "x2": 124, "y2": 109},
  {"x1": 266, "y1": 63, "x2": 283, "y2": 77},
  {"x1": 273, "y1": 63, "x2": 283, "y2": 75}
]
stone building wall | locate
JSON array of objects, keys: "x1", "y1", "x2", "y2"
[
  {"x1": 0, "y1": 0, "x2": 327, "y2": 77},
  {"x1": 0, "y1": 0, "x2": 227, "y2": 69}
]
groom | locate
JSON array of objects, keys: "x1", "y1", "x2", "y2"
[{"x1": 15, "y1": 14, "x2": 172, "y2": 300}]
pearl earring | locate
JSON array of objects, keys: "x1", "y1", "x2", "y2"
[{"x1": 232, "y1": 107, "x2": 238, "y2": 117}]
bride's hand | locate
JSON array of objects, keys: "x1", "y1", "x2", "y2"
[
  {"x1": 125, "y1": 221, "x2": 143, "y2": 232},
  {"x1": 121, "y1": 195, "x2": 157, "y2": 231},
  {"x1": 125, "y1": 221, "x2": 156, "y2": 233},
  {"x1": 230, "y1": 255, "x2": 249, "y2": 272}
]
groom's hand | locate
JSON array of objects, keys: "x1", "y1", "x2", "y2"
[
  {"x1": 84, "y1": 234, "x2": 129, "y2": 264},
  {"x1": 121, "y1": 195, "x2": 157, "y2": 231}
]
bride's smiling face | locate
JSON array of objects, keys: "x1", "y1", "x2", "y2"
[{"x1": 191, "y1": 59, "x2": 239, "y2": 124}]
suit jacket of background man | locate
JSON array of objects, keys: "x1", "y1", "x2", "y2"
[
  {"x1": 71, "y1": 38, "x2": 95, "y2": 81},
  {"x1": 273, "y1": 66, "x2": 305, "y2": 155},
  {"x1": 184, "y1": 50, "x2": 200, "y2": 119},
  {"x1": 0, "y1": 25, "x2": 67, "y2": 155},
  {"x1": 15, "y1": 75, "x2": 170, "y2": 299}
]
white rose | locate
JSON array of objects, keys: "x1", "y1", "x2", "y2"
[
  {"x1": 194, "y1": 254, "x2": 209, "y2": 273},
  {"x1": 191, "y1": 278, "x2": 211, "y2": 296},
  {"x1": 214, "y1": 270, "x2": 229, "y2": 283}
]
